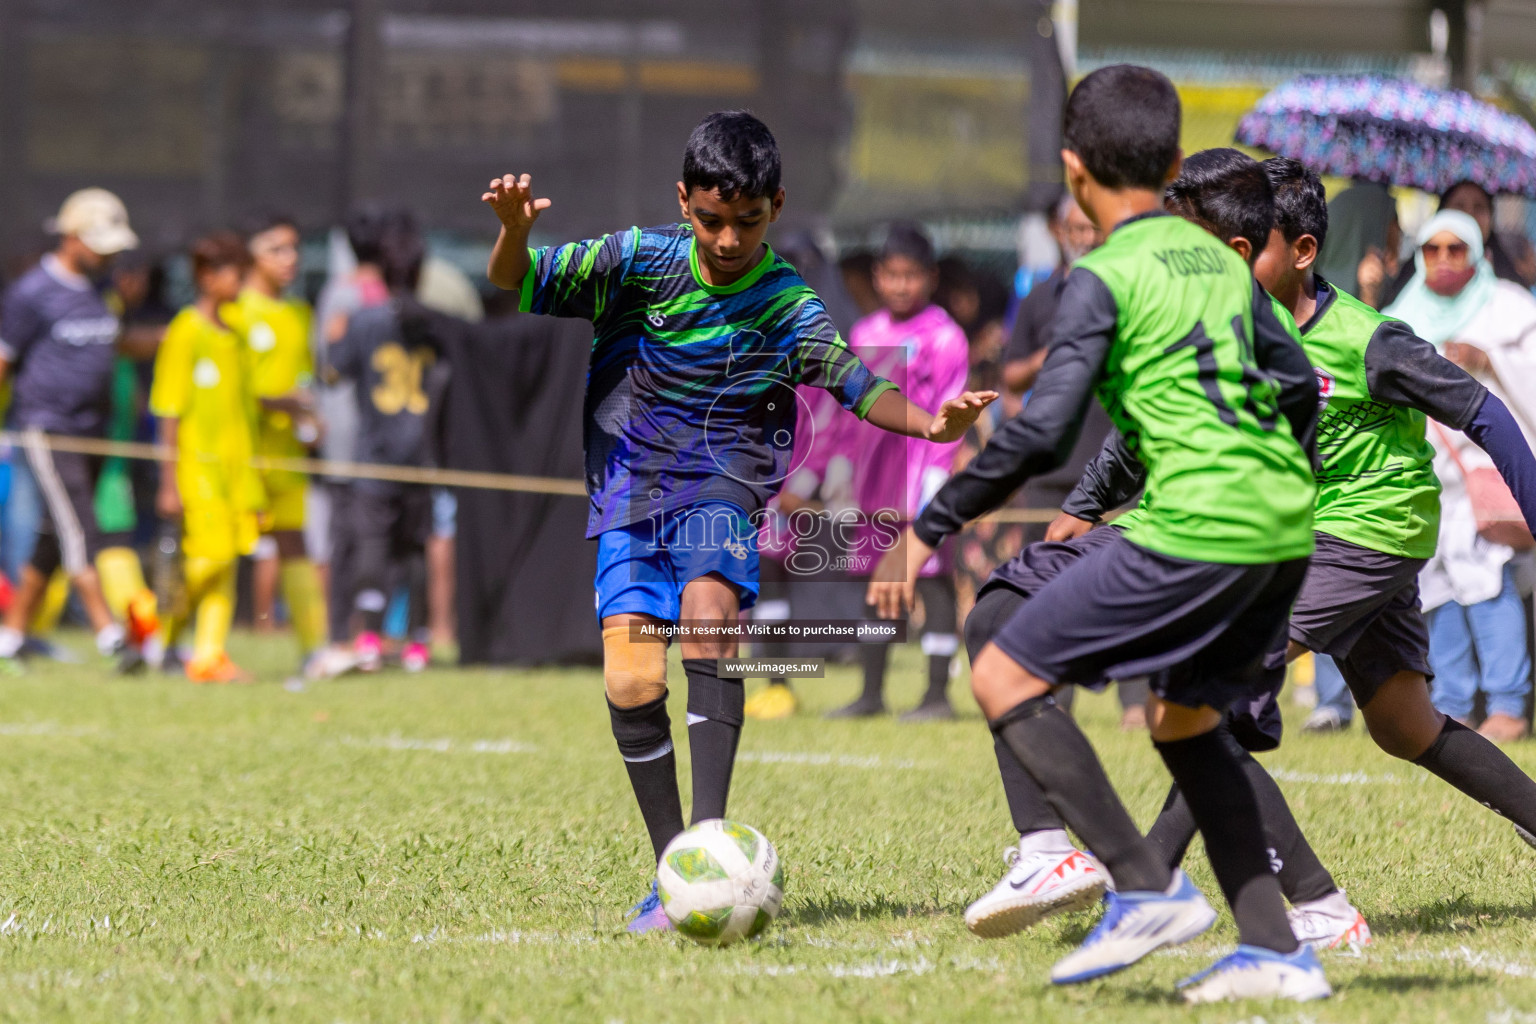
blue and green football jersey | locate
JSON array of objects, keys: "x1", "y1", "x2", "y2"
[{"x1": 519, "y1": 224, "x2": 895, "y2": 537}]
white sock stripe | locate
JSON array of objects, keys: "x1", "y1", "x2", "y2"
[
  {"x1": 622, "y1": 740, "x2": 673, "y2": 763},
  {"x1": 920, "y1": 633, "x2": 959, "y2": 657},
  {"x1": 685, "y1": 712, "x2": 707, "y2": 726},
  {"x1": 25, "y1": 430, "x2": 87, "y2": 574}
]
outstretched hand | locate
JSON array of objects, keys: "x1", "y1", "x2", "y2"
[
  {"x1": 865, "y1": 528, "x2": 935, "y2": 620},
  {"x1": 482, "y1": 173, "x2": 552, "y2": 232},
  {"x1": 926, "y1": 391, "x2": 998, "y2": 444}
]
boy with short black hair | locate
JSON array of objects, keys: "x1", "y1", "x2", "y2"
[
  {"x1": 1065, "y1": 156, "x2": 1536, "y2": 887},
  {"x1": 483, "y1": 110, "x2": 994, "y2": 931},
  {"x1": 870, "y1": 67, "x2": 1331, "y2": 1001}
]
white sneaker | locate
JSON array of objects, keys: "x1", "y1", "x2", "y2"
[
  {"x1": 1180, "y1": 943, "x2": 1332, "y2": 1003},
  {"x1": 965, "y1": 831, "x2": 1107, "y2": 938},
  {"x1": 310, "y1": 645, "x2": 361, "y2": 680},
  {"x1": 1051, "y1": 869, "x2": 1217, "y2": 984},
  {"x1": 1288, "y1": 889, "x2": 1371, "y2": 949}
]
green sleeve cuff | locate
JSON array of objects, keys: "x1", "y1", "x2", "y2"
[
  {"x1": 517, "y1": 251, "x2": 537, "y2": 313},
  {"x1": 853, "y1": 379, "x2": 899, "y2": 420}
]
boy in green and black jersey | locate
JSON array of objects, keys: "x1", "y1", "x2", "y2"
[{"x1": 869, "y1": 66, "x2": 1330, "y2": 1001}]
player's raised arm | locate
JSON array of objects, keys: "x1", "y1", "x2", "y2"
[
  {"x1": 861, "y1": 387, "x2": 998, "y2": 442},
  {"x1": 483, "y1": 173, "x2": 553, "y2": 291}
]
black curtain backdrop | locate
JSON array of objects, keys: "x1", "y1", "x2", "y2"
[{"x1": 445, "y1": 313, "x2": 601, "y2": 666}]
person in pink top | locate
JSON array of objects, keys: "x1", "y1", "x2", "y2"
[{"x1": 828, "y1": 223, "x2": 971, "y2": 721}]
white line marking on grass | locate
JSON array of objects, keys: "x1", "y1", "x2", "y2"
[
  {"x1": 1268, "y1": 768, "x2": 1405, "y2": 786},
  {"x1": 1398, "y1": 947, "x2": 1536, "y2": 979},
  {"x1": 730, "y1": 954, "x2": 1003, "y2": 979},
  {"x1": 0, "y1": 722, "x2": 91, "y2": 736},
  {"x1": 340, "y1": 735, "x2": 536, "y2": 755},
  {"x1": 738, "y1": 751, "x2": 917, "y2": 770}
]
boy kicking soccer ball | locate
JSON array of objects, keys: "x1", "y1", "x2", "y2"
[
  {"x1": 483, "y1": 111, "x2": 994, "y2": 932},
  {"x1": 870, "y1": 66, "x2": 1329, "y2": 1001}
]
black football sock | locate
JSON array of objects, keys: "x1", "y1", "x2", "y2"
[
  {"x1": 1156, "y1": 730, "x2": 1298, "y2": 953},
  {"x1": 857, "y1": 641, "x2": 889, "y2": 706},
  {"x1": 920, "y1": 655, "x2": 951, "y2": 706},
  {"x1": 991, "y1": 695, "x2": 1170, "y2": 892},
  {"x1": 993, "y1": 734, "x2": 1067, "y2": 836},
  {"x1": 916, "y1": 576, "x2": 958, "y2": 707},
  {"x1": 684, "y1": 658, "x2": 744, "y2": 823},
  {"x1": 1146, "y1": 783, "x2": 1198, "y2": 868},
  {"x1": 1414, "y1": 717, "x2": 1536, "y2": 835},
  {"x1": 1230, "y1": 737, "x2": 1337, "y2": 905},
  {"x1": 608, "y1": 694, "x2": 685, "y2": 863}
]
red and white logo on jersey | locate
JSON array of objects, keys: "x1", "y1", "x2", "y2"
[{"x1": 1314, "y1": 368, "x2": 1335, "y2": 406}]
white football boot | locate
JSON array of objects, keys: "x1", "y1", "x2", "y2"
[
  {"x1": 1180, "y1": 944, "x2": 1333, "y2": 1003},
  {"x1": 1287, "y1": 889, "x2": 1371, "y2": 949},
  {"x1": 1051, "y1": 868, "x2": 1216, "y2": 984},
  {"x1": 965, "y1": 830, "x2": 1107, "y2": 938}
]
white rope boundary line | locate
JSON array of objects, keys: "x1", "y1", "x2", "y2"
[{"x1": 0, "y1": 430, "x2": 1077, "y2": 522}]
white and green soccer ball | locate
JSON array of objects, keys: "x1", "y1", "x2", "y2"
[{"x1": 657, "y1": 819, "x2": 784, "y2": 945}]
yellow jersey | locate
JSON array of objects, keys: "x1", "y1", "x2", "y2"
[
  {"x1": 150, "y1": 307, "x2": 260, "y2": 495},
  {"x1": 223, "y1": 288, "x2": 314, "y2": 458}
]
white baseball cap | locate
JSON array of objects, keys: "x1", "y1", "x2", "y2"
[{"x1": 49, "y1": 188, "x2": 139, "y2": 256}]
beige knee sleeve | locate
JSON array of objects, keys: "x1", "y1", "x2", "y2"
[{"x1": 603, "y1": 625, "x2": 668, "y2": 707}]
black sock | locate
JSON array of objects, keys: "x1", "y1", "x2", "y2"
[
  {"x1": 993, "y1": 734, "x2": 1066, "y2": 835},
  {"x1": 684, "y1": 658, "x2": 744, "y2": 823},
  {"x1": 608, "y1": 694, "x2": 685, "y2": 862},
  {"x1": 1146, "y1": 783, "x2": 1198, "y2": 868},
  {"x1": 1414, "y1": 716, "x2": 1536, "y2": 834},
  {"x1": 991, "y1": 695, "x2": 1169, "y2": 892},
  {"x1": 858, "y1": 642, "x2": 889, "y2": 705},
  {"x1": 1156, "y1": 731, "x2": 1298, "y2": 953},
  {"x1": 1148, "y1": 741, "x2": 1337, "y2": 905},
  {"x1": 922, "y1": 654, "x2": 951, "y2": 706}
]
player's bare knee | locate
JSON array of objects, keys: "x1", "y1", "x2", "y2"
[
  {"x1": 1362, "y1": 671, "x2": 1441, "y2": 760},
  {"x1": 602, "y1": 624, "x2": 669, "y2": 708},
  {"x1": 1147, "y1": 699, "x2": 1221, "y2": 743}
]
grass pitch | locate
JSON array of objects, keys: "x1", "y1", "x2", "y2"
[{"x1": 0, "y1": 633, "x2": 1533, "y2": 1022}]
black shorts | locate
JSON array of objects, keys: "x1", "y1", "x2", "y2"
[
  {"x1": 979, "y1": 524, "x2": 1123, "y2": 602},
  {"x1": 991, "y1": 530, "x2": 1308, "y2": 713},
  {"x1": 1287, "y1": 532, "x2": 1430, "y2": 708},
  {"x1": 353, "y1": 485, "x2": 431, "y2": 554},
  {"x1": 22, "y1": 434, "x2": 103, "y2": 575}
]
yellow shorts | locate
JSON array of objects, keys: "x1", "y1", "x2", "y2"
[
  {"x1": 179, "y1": 465, "x2": 261, "y2": 564},
  {"x1": 261, "y1": 471, "x2": 308, "y2": 533}
]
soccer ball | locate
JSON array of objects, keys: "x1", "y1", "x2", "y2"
[{"x1": 657, "y1": 819, "x2": 784, "y2": 945}]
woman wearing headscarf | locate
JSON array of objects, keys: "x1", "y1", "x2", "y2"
[
  {"x1": 1380, "y1": 180, "x2": 1533, "y2": 308},
  {"x1": 1387, "y1": 209, "x2": 1536, "y2": 742}
]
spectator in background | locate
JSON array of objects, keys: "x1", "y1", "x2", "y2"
[
  {"x1": 148, "y1": 232, "x2": 264, "y2": 683},
  {"x1": 329, "y1": 211, "x2": 450, "y2": 674},
  {"x1": 1316, "y1": 179, "x2": 1400, "y2": 307},
  {"x1": 0, "y1": 189, "x2": 137, "y2": 663},
  {"x1": 1387, "y1": 209, "x2": 1536, "y2": 742},
  {"x1": 826, "y1": 223, "x2": 969, "y2": 721},
  {"x1": 838, "y1": 249, "x2": 879, "y2": 318},
  {"x1": 227, "y1": 214, "x2": 328, "y2": 681},
  {"x1": 1377, "y1": 180, "x2": 1532, "y2": 309}
]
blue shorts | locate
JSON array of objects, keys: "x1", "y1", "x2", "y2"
[{"x1": 594, "y1": 502, "x2": 760, "y2": 622}]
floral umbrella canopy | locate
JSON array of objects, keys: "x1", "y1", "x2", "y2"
[{"x1": 1235, "y1": 75, "x2": 1536, "y2": 198}]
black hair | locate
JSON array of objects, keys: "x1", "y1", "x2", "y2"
[
  {"x1": 1063, "y1": 65, "x2": 1181, "y2": 191},
  {"x1": 876, "y1": 221, "x2": 936, "y2": 269},
  {"x1": 345, "y1": 204, "x2": 389, "y2": 266},
  {"x1": 376, "y1": 208, "x2": 424, "y2": 292},
  {"x1": 190, "y1": 230, "x2": 251, "y2": 279},
  {"x1": 240, "y1": 211, "x2": 299, "y2": 239},
  {"x1": 682, "y1": 110, "x2": 781, "y2": 202},
  {"x1": 1440, "y1": 179, "x2": 1492, "y2": 209},
  {"x1": 1262, "y1": 157, "x2": 1328, "y2": 252},
  {"x1": 1165, "y1": 148, "x2": 1273, "y2": 262}
]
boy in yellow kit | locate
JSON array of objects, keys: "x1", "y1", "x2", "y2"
[
  {"x1": 149, "y1": 232, "x2": 265, "y2": 683},
  {"x1": 225, "y1": 215, "x2": 327, "y2": 676}
]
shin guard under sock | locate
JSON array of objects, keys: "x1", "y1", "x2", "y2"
[
  {"x1": 991, "y1": 695, "x2": 1168, "y2": 892},
  {"x1": 609, "y1": 692, "x2": 685, "y2": 862},
  {"x1": 684, "y1": 658, "x2": 744, "y2": 823},
  {"x1": 1414, "y1": 716, "x2": 1536, "y2": 836},
  {"x1": 1156, "y1": 730, "x2": 1297, "y2": 953}
]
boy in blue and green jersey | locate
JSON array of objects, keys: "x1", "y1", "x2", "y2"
[
  {"x1": 483, "y1": 111, "x2": 995, "y2": 932},
  {"x1": 869, "y1": 67, "x2": 1329, "y2": 1001}
]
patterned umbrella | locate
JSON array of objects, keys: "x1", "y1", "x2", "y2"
[{"x1": 1235, "y1": 75, "x2": 1536, "y2": 198}]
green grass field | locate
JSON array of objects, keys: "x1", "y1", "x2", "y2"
[{"x1": 0, "y1": 632, "x2": 1533, "y2": 1022}]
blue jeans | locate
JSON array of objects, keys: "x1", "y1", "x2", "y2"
[
  {"x1": 1428, "y1": 563, "x2": 1532, "y2": 720},
  {"x1": 2, "y1": 450, "x2": 41, "y2": 582},
  {"x1": 1313, "y1": 653, "x2": 1355, "y2": 722}
]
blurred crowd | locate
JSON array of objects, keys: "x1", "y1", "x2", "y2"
[{"x1": 0, "y1": 189, "x2": 475, "y2": 685}]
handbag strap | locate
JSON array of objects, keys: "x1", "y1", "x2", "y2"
[{"x1": 1429, "y1": 419, "x2": 1476, "y2": 480}]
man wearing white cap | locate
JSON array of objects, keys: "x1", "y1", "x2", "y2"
[{"x1": 0, "y1": 188, "x2": 139, "y2": 660}]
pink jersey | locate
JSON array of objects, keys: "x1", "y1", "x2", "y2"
[{"x1": 842, "y1": 304, "x2": 970, "y2": 575}]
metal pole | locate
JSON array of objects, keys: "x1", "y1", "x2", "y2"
[
  {"x1": 1025, "y1": 0, "x2": 1067, "y2": 211},
  {"x1": 0, "y1": 1, "x2": 32, "y2": 264},
  {"x1": 338, "y1": 0, "x2": 383, "y2": 218}
]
